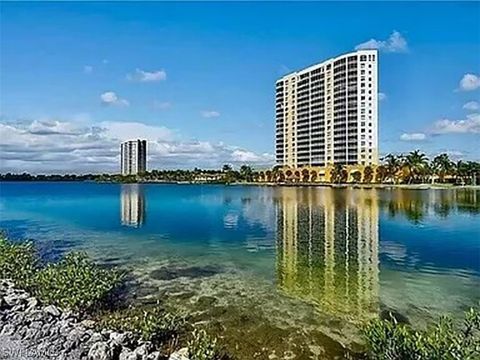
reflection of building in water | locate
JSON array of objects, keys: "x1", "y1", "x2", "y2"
[
  {"x1": 120, "y1": 184, "x2": 145, "y2": 227},
  {"x1": 276, "y1": 188, "x2": 379, "y2": 322}
]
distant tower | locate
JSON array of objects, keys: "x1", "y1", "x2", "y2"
[{"x1": 120, "y1": 139, "x2": 147, "y2": 175}]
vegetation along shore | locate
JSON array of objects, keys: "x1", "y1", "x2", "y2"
[
  {"x1": 1, "y1": 151, "x2": 479, "y2": 187},
  {"x1": 1, "y1": 234, "x2": 479, "y2": 360}
]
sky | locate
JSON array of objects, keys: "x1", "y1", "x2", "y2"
[{"x1": 0, "y1": 1, "x2": 479, "y2": 174}]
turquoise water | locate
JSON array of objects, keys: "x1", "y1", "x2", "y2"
[{"x1": 1, "y1": 182, "x2": 479, "y2": 359}]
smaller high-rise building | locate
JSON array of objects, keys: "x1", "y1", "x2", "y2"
[{"x1": 120, "y1": 139, "x2": 147, "y2": 175}]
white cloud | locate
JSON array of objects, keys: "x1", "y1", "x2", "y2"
[
  {"x1": 100, "y1": 91, "x2": 129, "y2": 107},
  {"x1": 127, "y1": 68, "x2": 166, "y2": 82},
  {"x1": 463, "y1": 101, "x2": 480, "y2": 111},
  {"x1": 378, "y1": 92, "x2": 387, "y2": 101},
  {"x1": 152, "y1": 101, "x2": 172, "y2": 110},
  {"x1": 459, "y1": 74, "x2": 480, "y2": 92},
  {"x1": 431, "y1": 113, "x2": 480, "y2": 134},
  {"x1": 83, "y1": 65, "x2": 93, "y2": 74},
  {"x1": 100, "y1": 121, "x2": 174, "y2": 142},
  {"x1": 201, "y1": 110, "x2": 220, "y2": 118},
  {"x1": 0, "y1": 118, "x2": 273, "y2": 173},
  {"x1": 355, "y1": 31, "x2": 408, "y2": 53},
  {"x1": 400, "y1": 132, "x2": 427, "y2": 141}
]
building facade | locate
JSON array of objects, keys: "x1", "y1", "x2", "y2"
[
  {"x1": 276, "y1": 50, "x2": 378, "y2": 168},
  {"x1": 120, "y1": 139, "x2": 147, "y2": 175}
]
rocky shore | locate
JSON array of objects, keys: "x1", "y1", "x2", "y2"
[{"x1": 0, "y1": 279, "x2": 188, "y2": 360}]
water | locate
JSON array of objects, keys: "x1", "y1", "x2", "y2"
[{"x1": 1, "y1": 182, "x2": 479, "y2": 359}]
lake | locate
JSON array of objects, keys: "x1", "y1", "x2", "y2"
[{"x1": 0, "y1": 182, "x2": 479, "y2": 359}]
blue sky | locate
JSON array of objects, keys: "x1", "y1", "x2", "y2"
[{"x1": 1, "y1": 2, "x2": 479, "y2": 173}]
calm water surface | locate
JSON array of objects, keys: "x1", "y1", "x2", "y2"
[{"x1": 1, "y1": 182, "x2": 479, "y2": 359}]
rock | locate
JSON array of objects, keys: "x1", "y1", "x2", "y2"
[
  {"x1": 26, "y1": 296, "x2": 39, "y2": 309},
  {"x1": 169, "y1": 348, "x2": 190, "y2": 360},
  {"x1": 133, "y1": 342, "x2": 153, "y2": 359},
  {"x1": 110, "y1": 331, "x2": 135, "y2": 347},
  {"x1": 88, "y1": 341, "x2": 114, "y2": 360},
  {"x1": 147, "y1": 351, "x2": 162, "y2": 360},
  {"x1": 119, "y1": 347, "x2": 136, "y2": 360},
  {"x1": 44, "y1": 304, "x2": 61, "y2": 317},
  {"x1": 4, "y1": 293, "x2": 27, "y2": 307},
  {"x1": 1, "y1": 323, "x2": 16, "y2": 335}
]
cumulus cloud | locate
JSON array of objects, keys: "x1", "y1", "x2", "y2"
[
  {"x1": 463, "y1": 101, "x2": 479, "y2": 111},
  {"x1": 127, "y1": 68, "x2": 167, "y2": 82},
  {"x1": 83, "y1": 65, "x2": 93, "y2": 74},
  {"x1": 355, "y1": 31, "x2": 408, "y2": 53},
  {"x1": 0, "y1": 118, "x2": 273, "y2": 174},
  {"x1": 400, "y1": 132, "x2": 427, "y2": 141},
  {"x1": 378, "y1": 92, "x2": 387, "y2": 101},
  {"x1": 431, "y1": 113, "x2": 480, "y2": 134},
  {"x1": 201, "y1": 110, "x2": 220, "y2": 118},
  {"x1": 459, "y1": 74, "x2": 480, "y2": 92},
  {"x1": 100, "y1": 91, "x2": 129, "y2": 107}
]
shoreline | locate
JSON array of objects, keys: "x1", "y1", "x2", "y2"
[
  {"x1": 0, "y1": 279, "x2": 188, "y2": 360},
  {"x1": 2, "y1": 180, "x2": 478, "y2": 190}
]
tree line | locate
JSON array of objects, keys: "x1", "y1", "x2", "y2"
[
  {"x1": 1, "y1": 151, "x2": 479, "y2": 185},
  {"x1": 0, "y1": 165, "x2": 256, "y2": 184}
]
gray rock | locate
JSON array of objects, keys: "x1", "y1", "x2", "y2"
[
  {"x1": 119, "y1": 347, "x2": 136, "y2": 360},
  {"x1": 1, "y1": 323, "x2": 16, "y2": 336},
  {"x1": 110, "y1": 331, "x2": 134, "y2": 347},
  {"x1": 88, "y1": 341, "x2": 113, "y2": 360},
  {"x1": 169, "y1": 348, "x2": 190, "y2": 360},
  {"x1": 133, "y1": 342, "x2": 152, "y2": 358},
  {"x1": 44, "y1": 304, "x2": 61, "y2": 317},
  {"x1": 147, "y1": 351, "x2": 162, "y2": 360},
  {"x1": 26, "y1": 297, "x2": 39, "y2": 310}
]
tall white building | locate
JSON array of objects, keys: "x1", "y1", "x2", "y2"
[
  {"x1": 275, "y1": 50, "x2": 378, "y2": 167},
  {"x1": 120, "y1": 139, "x2": 147, "y2": 175}
]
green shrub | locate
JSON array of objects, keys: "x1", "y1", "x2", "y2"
[
  {"x1": 363, "y1": 307, "x2": 480, "y2": 360},
  {"x1": 188, "y1": 328, "x2": 221, "y2": 360},
  {"x1": 0, "y1": 235, "x2": 37, "y2": 289},
  {"x1": 99, "y1": 304, "x2": 186, "y2": 345},
  {"x1": 34, "y1": 252, "x2": 123, "y2": 313}
]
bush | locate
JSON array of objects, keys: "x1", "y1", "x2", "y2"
[
  {"x1": 99, "y1": 304, "x2": 186, "y2": 353},
  {"x1": 0, "y1": 235, "x2": 123, "y2": 313},
  {"x1": 362, "y1": 307, "x2": 480, "y2": 360},
  {"x1": 0, "y1": 235, "x2": 37, "y2": 289},
  {"x1": 34, "y1": 252, "x2": 123, "y2": 313},
  {"x1": 188, "y1": 328, "x2": 221, "y2": 360}
]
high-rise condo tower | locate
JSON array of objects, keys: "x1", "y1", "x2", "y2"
[
  {"x1": 275, "y1": 50, "x2": 378, "y2": 167},
  {"x1": 120, "y1": 139, "x2": 147, "y2": 175}
]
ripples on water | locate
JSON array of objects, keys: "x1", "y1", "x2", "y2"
[{"x1": 0, "y1": 183, "x2": 479, "y2": 359}]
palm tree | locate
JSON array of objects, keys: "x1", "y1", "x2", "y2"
[
  {"x1": 404, "y1": 150, "x2": 428, "y2": 184},
  {"x1": 330, "y1": 164, "x2": 346, "y2": 184},
  {"x1": 363, "y1": 165, "x2": 374, "y2": 183},
  {"x1": 382, "y1": 154, "x2": 403, "y2": 184},
  {"x1": 222, "y1": 164, "x2": 233, "y2": 172},
  {"x1": 239, "y1": 165, "x2": 253, "y2": 182},
  {"x1": 432, "y1": 153, "x2": 453, "y2": 183}
]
